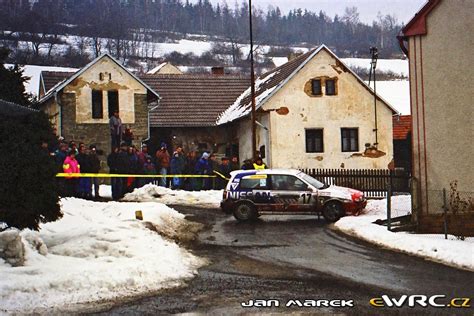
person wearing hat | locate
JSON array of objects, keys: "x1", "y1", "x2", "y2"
[
  {"x1": 155, "y1": 142, "x2": 170, "y2": 187},
  {"x1": 195, "y1": 152, "x2": 211, "y2": 190}
]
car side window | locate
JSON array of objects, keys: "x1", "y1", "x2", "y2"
[
  {"x1": 271, "y1": 175, "x2": 308, "y2": 191},
  {"x1": 240, "y1": 176, "x2": 268, "y2": 190}
]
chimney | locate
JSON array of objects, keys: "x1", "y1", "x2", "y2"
[{"x1": 211, "y1": 66, "x2": 225, "y2": 76}]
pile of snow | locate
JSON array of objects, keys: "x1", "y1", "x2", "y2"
[
  {"x1": 123, "y1": 184, "x2": 222, "y2": 208},
  {"x1": 0, "y1": 198, "x2": 205, "y2": 313},
  {"x1": 335, "y1": 196, "x2": 474, "y2": 270},
  {"x1": 5, "y1": 64, "x2": 77, "y2": 97},
  {"x1": 216, "y1": 71, "x2": 279, "y2": 124}
]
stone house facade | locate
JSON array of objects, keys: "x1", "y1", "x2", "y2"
[
  {"x1": 37, "y1": 54, "x2": 159, "y2": 156},
  {"x1": 398, "y1": 0, "x2": 474, "y2": 234},
  {"x1": 217, "y1": 45, "x2": 397, "y2": 169}
]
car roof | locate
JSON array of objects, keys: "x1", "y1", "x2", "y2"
[{"x1": 230, "y1": 168, "x2": 302, "y2": 177}]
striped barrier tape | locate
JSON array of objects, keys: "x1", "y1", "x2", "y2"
[{"x1": 57, "y1": 170, "x2": 230, "y2": 181}]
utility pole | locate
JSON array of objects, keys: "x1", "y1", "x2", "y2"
[
  {"x1": 249, "y1": 0, "x2": 257, "y2": 160},
  {"x1": 368, "y1": 46, "x2": 379, "y2": 147}
]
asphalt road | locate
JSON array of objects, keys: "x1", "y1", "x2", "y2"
[{"x1": 94, "y1": 206, "x2": 473, "y2": 315}]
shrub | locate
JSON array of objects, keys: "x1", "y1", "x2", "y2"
[{"x1": 0, "y1": 107, "x2": 61, "y2": 230}]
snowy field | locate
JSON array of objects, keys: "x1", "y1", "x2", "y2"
[
  {"x1": 123, "y1": 184, "x2": 222, "y2": 208},
  {"x1": 0, "y1": 198, "x2": 205, "y2": 314},
  {"x1": 335, "y1": 196, "x2": 474, "y2": 271}
]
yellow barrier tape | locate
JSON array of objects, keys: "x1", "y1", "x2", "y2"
[{"x1": 56, "y1": 173, "x2": 218, "y2": 178}]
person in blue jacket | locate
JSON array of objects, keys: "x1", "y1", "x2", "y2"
[{"x1": 195, "y1": 152, "x2": 211, "y2": 190}]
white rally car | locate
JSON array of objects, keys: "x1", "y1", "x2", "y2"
[{"x1": 220, "y1": 169, "x2": 367, "y2": 222}]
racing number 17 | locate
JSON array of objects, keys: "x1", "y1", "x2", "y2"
[{"x1": 300, "y1": 193, "x2": 312, "y2": 204}]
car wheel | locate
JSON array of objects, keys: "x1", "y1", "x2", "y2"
[
  {"x1": 323, "y1": 201, "x2": 343, "y2": 223},
  {"x1": 233, "y1": 202, "x2": 257, "y2": 221}
]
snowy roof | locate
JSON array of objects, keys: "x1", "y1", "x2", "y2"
[
  {"x1": 140, "y1": 74, "x2": 249, "y2": 127},
  {"x1": 146, "y1": 62, "x2": 169, "y2": 75},
  {"x1": 216, "y1": 45, "x2": 398, "y2": 125}
]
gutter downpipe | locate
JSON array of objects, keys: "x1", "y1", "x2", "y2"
[
  {"x1": 54, "y1": 92, "x2": 62, "y2": 138},
  {"x1": 142, "y1": 97, "x2": 161, "y2": 146}
]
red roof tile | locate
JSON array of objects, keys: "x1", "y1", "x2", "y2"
[{"x1": 393, "y1": 115, "x2": 412, "y2": 140}]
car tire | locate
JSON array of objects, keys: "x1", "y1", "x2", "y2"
[
  {"x1": 322, "y1": 201, "x2": 343, "y2": 223},
  {"x1": 233, "y1": 202, "x2": 257, "y2": 221}
]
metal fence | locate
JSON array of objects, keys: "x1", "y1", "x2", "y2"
[{"x1": 301, "y1": 168, "x2": 410, "y2": 198}]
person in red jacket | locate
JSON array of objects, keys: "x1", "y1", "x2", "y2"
[
  {"x1": 155, "y1": 142, "x2": 170, "y2": 187},
  {"x1": 63, "y1": 150, "x2": 80, "y2": 197}
]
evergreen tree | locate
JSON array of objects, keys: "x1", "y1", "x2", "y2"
[{"x1": 0, "y1": 48, "x2": 31, "y2": 106}]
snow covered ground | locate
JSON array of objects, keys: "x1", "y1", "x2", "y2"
[
  {"x1": 335, "y1": 196, "x2": 474, "y2": 271},
  {"x1": 123, "y1": 184, "x2": 222, "y2": 208},
  {"x1": 0, "y1": 198, "x2": 205, "y2": 313}
]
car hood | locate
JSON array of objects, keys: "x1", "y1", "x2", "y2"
[{"x1": 318, "y1": 185, "x2": 363, "y2": 201}]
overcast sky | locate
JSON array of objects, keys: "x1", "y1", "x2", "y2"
[{"x1": 202, "y1": 0, "x2": 427, "y2": 24}]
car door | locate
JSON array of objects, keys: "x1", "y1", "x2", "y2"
[{"x1": 269, "y1": 174, "x2": 313, "y2": 212}]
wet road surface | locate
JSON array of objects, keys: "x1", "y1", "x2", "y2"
[{"x1": 94, "y1": 206, "x2": 473, "y2": 315}]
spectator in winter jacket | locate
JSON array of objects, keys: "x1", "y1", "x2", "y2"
[
  {"x1": 217, "y1": 157, "x2": 232, "y2": 189},
  {"x1": 137, "y1": 144, "x2": 150, "y2": 170},
  {"x1": 126, "y1": 146, "x2": 139, "y2": 192},
  {"x1": 63, "y1": 150, "x2": 80, "y2": 197},
  {"x1": 109, "y1": 111, "x2": 123, "y2": 148},
  {"x1": 230, "y1": 156, "x2": 240, "y2": 171},
  {"x1": 195, "y1": 152, "x2": 211, "y2": 190},
  {"x1": 113, "y1": 143, "x2": 131, "y2": 200},
  {"x1": 89, "y1": 145, "x2": 101, "y2": 199},
  {"x1": 209, "y1": 153, "x2": 219, "y2": 189},
  {"x1": 142, "y1": 157, "x2": 156, "y2": 185},
  {"x1": 241, "y1": 159, "x2": 253, "y2": 170},
  {"x1": 76, "y1": 145, "x2": 92, "y2": 199},
  {"x1": 170, "y1": 146, "x2": 186, "y2": 189},
  {"x1": 184, "y1": 150, "x2": 198, "y2": 191},
  {"x1": 107, "y1": 147, "x2": 120, "y2": 200},
  {"x1": 155, "y1": 142, "x2": 170, "y2": 187},
  {"x1": 253, "y1": 157, "x2": 267, "y2": 170},
  {"x1": 123, "y1": 126, "x2": 134, "y2": 146}
]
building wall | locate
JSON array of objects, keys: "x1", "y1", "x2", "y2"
[
  {"x1": 408, "y1": 0, "x2": 474, "y2": 218},
  {"x1": 259, "y1": 49, "x2": 394, "y2": 169},
  {"x1": 237, "y1": 113, "x2": 271, "y2": 165},
  {"x1": 60, "y1": 92, "x2": 148, "y2": 156},
  {"x1": 150, "y1": 126, "x2": 234, "y2": 157},
  {"x1": 63, "y1": 56, "x2": 147, "y2": 124}
]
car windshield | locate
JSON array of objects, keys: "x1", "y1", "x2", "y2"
[{"x1": 299, "y1": 172, "x2": 327, "y2": 189}]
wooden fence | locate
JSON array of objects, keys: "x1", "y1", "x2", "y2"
[{"x1": 300, "y1": 168, "x2": 411, "y2": 198}]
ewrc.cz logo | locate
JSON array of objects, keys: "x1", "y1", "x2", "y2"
[{"x1": 370, "y1": 295, "x2": 471, "y2": 308}]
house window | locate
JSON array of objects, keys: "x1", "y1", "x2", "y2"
[
  {"x1": 311, "y1": 79, "x2": 322, "y2": 95},
  {"x1": 326, "y1": 79, "x2": 336, "y2": 95},
  {"x1": 305, "y1": 129, "x2": 324, "y2": 153},
  {"x1": 91, "y1": 90, "x2": 103, "y2": 119},
  {"x1": 341, "y1": 128, "x2": 359, "y2": 152},
  {"x1": 108, "y1": 90, "x2": 119, "y2": 118}
]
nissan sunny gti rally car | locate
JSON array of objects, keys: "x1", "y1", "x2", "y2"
[{"x1": 221, "y1": 169, "x2": 367, "y2": 222}]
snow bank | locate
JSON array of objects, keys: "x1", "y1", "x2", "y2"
[
  {"x1": 0, "y1": 198, "x2": 205, "y2": 313},
  {"x1": 335, "y1": 196, "x2": 474, "y2": 270},
  {"x1": 123, "y1": 184, "x2": 222, "y2": 208}
]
